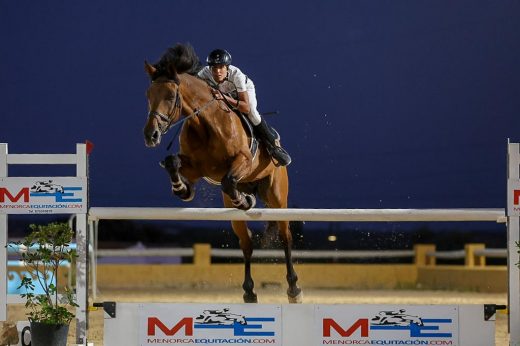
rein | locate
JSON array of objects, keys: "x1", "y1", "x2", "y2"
[
  {"x1": 166, "y1": 97, "x2": 217, "y2": 131},
  {"x1": 148, "y1": 78, "x2": 218, "y2": 151},
  {"x1": 163, "y1": 97, "x2": 217, "y2": 151},
  {"x1": 148, "y1": 79, "x2": 217, "y2": 135}
]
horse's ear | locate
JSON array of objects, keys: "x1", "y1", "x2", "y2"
[{"x1": 144, "y1": 60, "x2": 156, "y2": 78}]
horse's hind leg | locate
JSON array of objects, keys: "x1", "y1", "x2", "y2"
[
  {"x1": 223, "y1": 193, "x2": 257, "y2": 303},
  {"x1": 278, "y1": 219, "x2": 302, "y2": 303},
  {"x1": 261, "y1": 168, "x2": 302, "y2": 303},
  {"x1": 161, "y1": 154, "x2": 195, "y2": 201},
  {"x1": 260, "y1": 221, "x2": 281, "y2": 248}
]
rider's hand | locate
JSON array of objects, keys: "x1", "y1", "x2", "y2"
[{"x1": 211, "y1": 88, "x2": 224, "y2": 100}]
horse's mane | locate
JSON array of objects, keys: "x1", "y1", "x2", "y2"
[{"x1": 152, "y1": 43, "x2": 202, "y2": 81}]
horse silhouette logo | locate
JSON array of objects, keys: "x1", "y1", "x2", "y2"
[
  {"x1": 30, "y1": 180, "x2": 64, "y2": 194},
  {"x1": 195, "y1": 308, "x2": 247, "y2": 325},
  {"x1": 371, "y1": 309, "x2": 424, "y2": 326}
]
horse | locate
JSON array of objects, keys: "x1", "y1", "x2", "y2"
[{"x1": 142, "y1": 44, "x2": 302, "y2": 303}]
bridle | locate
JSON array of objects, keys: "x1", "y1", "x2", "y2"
[
  {"x1": 147, "y1": 79, "x2": 218, "y2": 135},
  {"x1": 147, "y1": 80, "x2": 182, "y2": 135}
]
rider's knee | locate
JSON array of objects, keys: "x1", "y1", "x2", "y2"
[{"x1": 248, "y1": 109, "x2": 262, "y2": 126}]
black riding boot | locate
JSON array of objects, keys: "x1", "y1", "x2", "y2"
[{"x1": 254, "y1": 119, "x2": 292, "y2": 166}]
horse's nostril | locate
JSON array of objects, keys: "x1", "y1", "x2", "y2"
[{"x1": 152, "y1": 131, "x2": 159, "y2": 141}]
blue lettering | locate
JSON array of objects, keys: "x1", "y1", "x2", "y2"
[
  {"x1": 370, "y1": 319, "x2": 453, "y2": 338},
  {"x1": 31, "y1": 187, "x2": 82, "y2": 203},
  {"x1": 234, "y1": 318, "x2": 275, "y2": 337},
  {"x1": 410, "y1": 319, "x2": 452, "y2": 338},
  {"x1": 56, "y1": 187, "x2": 83, "y2": 202}
]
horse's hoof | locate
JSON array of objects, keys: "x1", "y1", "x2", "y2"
[
  {"x1": 243, "y1": 294, "x2": 258, "y2": 303},
  {"x1": 244, "y1": 194, "x2": 256, "y2": 210},
  {"x1": 243, "y1": 292, "x2": 258, "y2": 303},
  {"x1": 234, "y1": 194, "x2": 256, "y2": 210},
  {"x1": 179, "y1": 186, "x2": 195, "y2": 202},
  {"x1": 287, "y1": 289, "x2": 303, "y2": 304}
]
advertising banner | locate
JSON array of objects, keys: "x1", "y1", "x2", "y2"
[
  {"x1": 315, "y1": 304, "x2": 459, "y2": 345},
  {"x1": 0, "y1": 177, "x2": 87, "y2": 214},
  {"x1": 139, "y1": 303, "x2": 282, "y2": 345},
  {"x1": 508, "y1": 179, "x2": 520, "y2": 216}
]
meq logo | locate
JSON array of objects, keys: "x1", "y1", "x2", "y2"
[
  {"x1": 0, "y1": 177, "x2": 86, "y2": 214},
  {"x1": 318, "y1": 306, "x2": 457, "y2": 345},
  {"x1": 141, "y1": 306, "x2": 281, "y2": 345},
  {"x1": 323, "y1": 316, "x2": 452, "y2": 338},
  {"x1": 0, "y1": 180, "x2": 82, "y2": 203},
  {"x1": 148, "y1": 308, "x2": 275, "y2": 337}
]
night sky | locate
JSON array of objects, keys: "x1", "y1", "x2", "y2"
[{"x1": 1, "y1": 0, "x2": 519, "y2": 215}]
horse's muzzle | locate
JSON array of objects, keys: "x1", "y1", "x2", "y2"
[{"x1": 144, "y1": 127, "x2": 161, "y2": 147}]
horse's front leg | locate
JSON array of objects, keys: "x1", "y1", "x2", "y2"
[
  {"x1": 222, "y1": 194, "x2": 257, "y2": 303},
  {"x1": 161, "y1": 154, "x2": 195, "y2": 201},
  {"x1": 221, "y1": 154, "x2": 255, "y2": 210}
]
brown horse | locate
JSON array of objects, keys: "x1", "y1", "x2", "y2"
[{"x1": 142, "y1": 44, "x2": 302, "y2": 303}]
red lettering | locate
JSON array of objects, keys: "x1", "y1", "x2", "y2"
[
  {"x1": 147, "y1": 317, "x2": 193, "y2": 336},
  {"x1": 514, "y1": 190, "x2": 520, "y2": 205},
  {"x1": 0, "y1": 188, "x2": 29, "y2": 203},
  {"x1": 323, "y1": 318, "x2": 368, "y2": 337}
]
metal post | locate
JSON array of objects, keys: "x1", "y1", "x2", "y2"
[
  {"x1": 508, "y1": 141, "x2": 520, "y2": 345},
  {"x1": 89, "y1": 219, "x2": 98, "y2": 301},
  {"x1": 75, "y1": 143, "x2": 89, "y2": 345},
  {"x1": 0, "y1": 143, "x2": 8, "y2": 322}
]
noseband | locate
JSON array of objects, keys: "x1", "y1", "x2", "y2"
[{"x1": 148, "y1": 80, "x2": 182, "y2": 135}]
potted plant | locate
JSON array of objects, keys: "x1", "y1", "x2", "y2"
[{"x1": 9, "y1": 222, "x2": 78, "y2": 346}]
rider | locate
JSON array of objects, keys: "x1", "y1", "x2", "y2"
[{"x1": 197, "y1": 49, "x2": 291, "y2": 166}]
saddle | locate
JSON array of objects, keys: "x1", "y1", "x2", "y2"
[
  {"x1": 237, "y1": 112, "x2": 259, "y2": 160},
  {"x1": 236, "y1": 112, "x2": 285, "y2": 166},
  {"x1": 232, "y1": 106, "x2": 284, "y2": 164}
]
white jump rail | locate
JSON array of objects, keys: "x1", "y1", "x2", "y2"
[
  {"x1": 0, "y1": 143, "x2": 89, "y2": 346},
  {"x1": 89, "y1": 207, "x2": 506, "y2": 222}
]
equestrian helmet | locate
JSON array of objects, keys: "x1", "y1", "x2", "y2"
[{"x1": 207, "y1": 49, "x2": 232, "y2": 66}]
